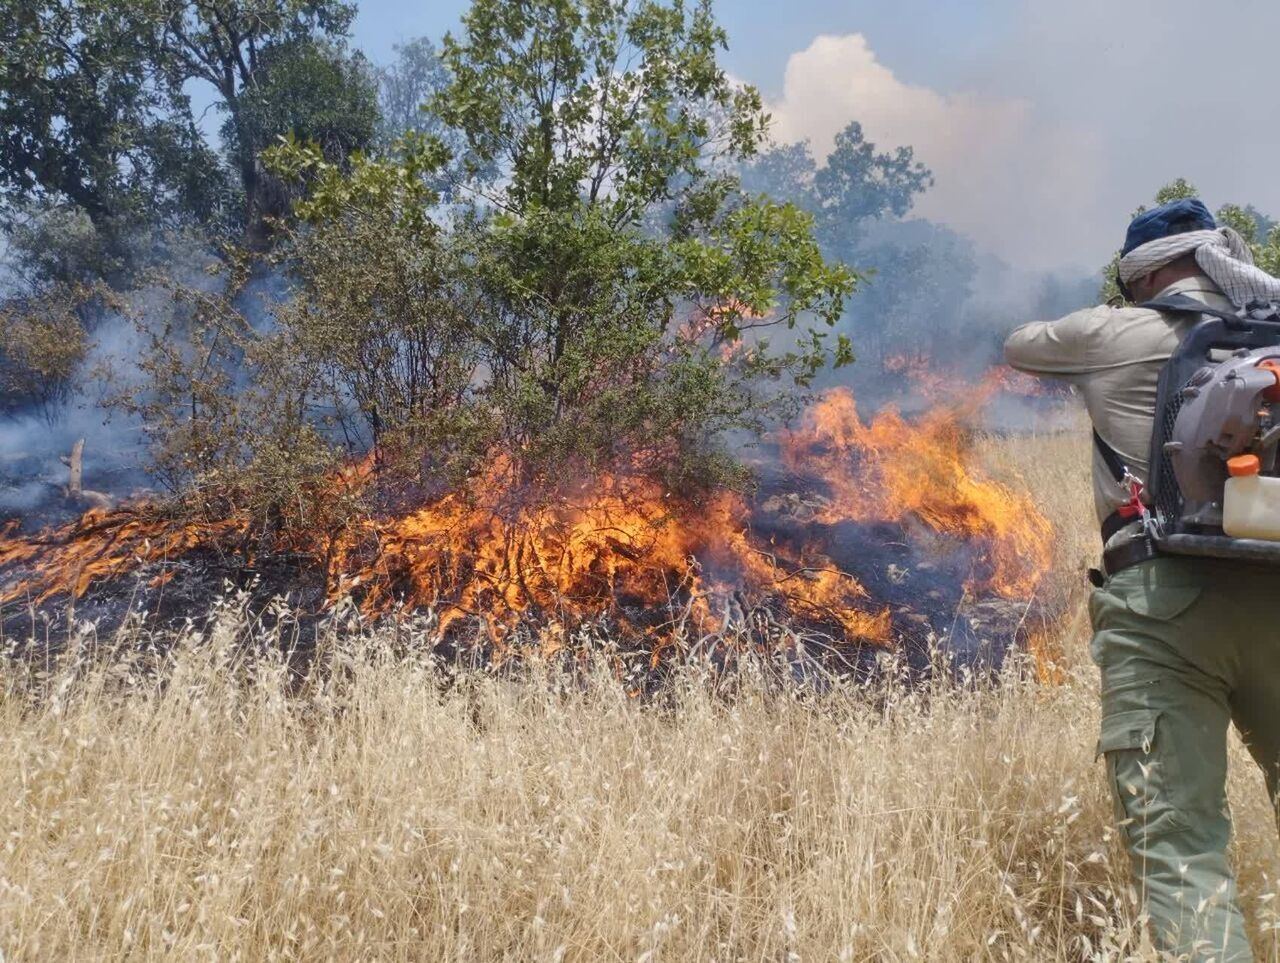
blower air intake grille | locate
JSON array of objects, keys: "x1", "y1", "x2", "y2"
[{"x1": 1153, "y1": 391, "x2": 1186, "y2": 528}]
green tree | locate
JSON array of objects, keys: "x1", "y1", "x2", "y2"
[
  {"x1": 268, "y1": 0, "x2": 855, "y2": 497},
  {"x1": 737, "y1": 124, "x2": 947, "y2": 367},
  {"x1": 265, "y1": 136, "x2": 481, "y2": 478},
  {"x1": 376, "y1": 38, "x2": 451, "y2": 146},
  {"x1": 740, "y1": 123, "x2": 933, "y2": 243},
  {"x1": 0, "y1": 0, "x2": 227, "y2": 239},
  {"x1": 225, "y1": 39, "x2": 377, "y2": 166},
  {"x1": 220, "y1": 37, "x2": 378, "y2": 229},
  {"x1": 374, "y1": 37, "x2": 486, "y2": 193},
  {"x1": 813, "y1": 121, "x2": 933, "y2": 251},
  {"x1": 154, "y1": 0, "x2": 357, "y2": 243}
]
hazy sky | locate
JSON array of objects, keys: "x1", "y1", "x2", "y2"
[{"x1": 352, "y1": 0, "x2": 1280, "y2": 272}]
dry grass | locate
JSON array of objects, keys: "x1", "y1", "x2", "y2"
[{"x1": 4, "y1": 403, "x2": 1280, "y2": 961}]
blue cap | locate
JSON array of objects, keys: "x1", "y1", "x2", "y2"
[{"x1": 1121, "y1": 198, "x2": 1216, "y2": 257}]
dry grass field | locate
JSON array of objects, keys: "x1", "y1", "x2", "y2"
[{"x1": 5, "y1": 410, "x2": 1280, "y2": 961}]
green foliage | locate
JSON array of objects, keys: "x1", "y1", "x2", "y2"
[
  {"x1": 0, "y1": 0, "x2": 377, "y2": 421},
  {"x1": 222, "y1": 40, "x2": 378, "y2": 168},
  {"x1": 0, "y1": 0, "x2": 228, "y2": 234},
  {"x1": 436, "y1": 0, "x2": 768, "y2": 215},
  {"x1": 102, "y1": 269, "x2": 351, "y2": 531},
  {"x1": 1153, "y1": 178, "x2": 1199, "y2": 206},
  {"x1": 813, "y1": 122, "x2": 933, "y2": 250},
  {"x1": 263, "y1": 135, "x2": 485, "y2": 483},
  {"x1": 740, "y1": 122, "x2": 933, "y2": 239},
  {"x1": 0, "y1": 285, "x2": 92, "y2": 415},
  {"x1": 264, "y1": 0, "x2": 855, "y2": 496},
  {"x1": 153, "y1": 0, "x2": 359, "y2": 241},
  {"x1": 220, "y1": 37, "x2": 378, "y2": 232},
  {"x1": 0, "y1": 0, "x2": 371, "y2": 258},
  {"x1": 737, "y1": 124, "x2": 954, "y2": 365},
  {"x1": 376, "y1": 38, "x2": 452, "y2": 146},
  {"x1": 1, "y1": 0, "x2": 864, "y2": 525},
  {"x1": 4, "y1": 203, "x2": 128, "y2": 290}
]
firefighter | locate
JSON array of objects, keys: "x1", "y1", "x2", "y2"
[{"x1": 1006, "y1": 198, "x2": 1280, "y2": 962}]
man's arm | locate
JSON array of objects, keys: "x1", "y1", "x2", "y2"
[{"x1": 1004, "y1": 306, "x2": 1107, "y2": 376}]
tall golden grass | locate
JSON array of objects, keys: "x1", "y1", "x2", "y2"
[{"x1": 4, "y1": 409, "x2": 1280, "y2": 961}]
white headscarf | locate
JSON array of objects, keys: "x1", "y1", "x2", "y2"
[{"x1": 1117, "y1": 226, "x2": 1280, "y2": 308}]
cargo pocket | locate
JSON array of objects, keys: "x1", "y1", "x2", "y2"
[
  {"x1": 1120, "y1": 585, "x2": 1202, "y2": 622},
  {"x1": 1098, "y1": 708, "x2": 1191, "y2": 839}
]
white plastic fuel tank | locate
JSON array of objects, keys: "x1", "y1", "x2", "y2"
[{"x1": 1222, "y1": 454, "x2": 1280, "y2": 540}]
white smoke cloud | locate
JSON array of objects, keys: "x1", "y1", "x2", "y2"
[{"x1": 766, "y1": 33, "x2": 1107, "y2": 271}]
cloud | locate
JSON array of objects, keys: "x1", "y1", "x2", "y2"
[{"x1": 766, "y1": 33, "x2": 1107, "y2": 271}]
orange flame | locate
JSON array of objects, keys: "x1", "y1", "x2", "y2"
[
  {"x1": 0, "y1": 384, "x2": 1053, "y2": 656},
  {"x1": 781, "y1": 388, "x2": 1052, "y2": 599},
  {"x1": 324, "y1": 457, "x2": 891, "y2": 649}
]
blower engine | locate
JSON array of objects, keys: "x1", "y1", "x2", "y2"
[
  {"x1": 1144, "y1": 294, "x2": 1280, "y2": 559},
  {"x1": 1168, "y1": 348, "x2": 1280, "y2": 537}
]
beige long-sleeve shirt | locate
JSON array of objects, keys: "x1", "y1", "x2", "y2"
[{"x1": 1004, "y1": 275, "x2": 1234, "y2": 527}]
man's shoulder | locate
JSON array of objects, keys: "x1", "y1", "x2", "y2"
[{"x1": 1055, "y1": 302, "x2": 1160, "y2": 330}]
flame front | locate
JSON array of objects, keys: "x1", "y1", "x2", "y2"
[
  {"x1": 782, "y1": 388, "x2": 1052, "y2": 599},
  {"x1": 325, "y1": 460, "x2": 892, "y2": 650},
  {"x1": 0, "y1": 386, "x2": 1053, "y2": 656}
]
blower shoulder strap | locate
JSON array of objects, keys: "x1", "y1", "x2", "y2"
[{"x1": 1139, "y1": 293, "x2": 1251, "y2": 327}]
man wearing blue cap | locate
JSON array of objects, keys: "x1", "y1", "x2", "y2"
[{"x1": 1006, "y1": 199, "x2": 1280, "y2": 962}]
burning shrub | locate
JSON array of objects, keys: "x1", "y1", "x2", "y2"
[
  {"x1": 0, "y1": 383, "x2": 1055, "y2": 679},
  {"x1": 264, "y1": 0, "x2": 855, "y2": 496}
]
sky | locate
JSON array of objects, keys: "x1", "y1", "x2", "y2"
[{"x1": 352, "y1": 0, "x2": 1280, "y2": 273}]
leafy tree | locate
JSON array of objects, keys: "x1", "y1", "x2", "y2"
[
  {"x1": 0, "y1": 0, "x2": 374, "y2": 419},
  {"x1": 740, "y1": 122, "x2": 932, "y2": 246},
  {"x1": 220, "y1": 38, "x2": 378, "y2": 228},
  {"x1": 374, "y1": 37, "x2": 489, "y2": 194},
  {"x1": 443, "y1": 0, "x2": 854, "y2": 483},
  {"x1": 738, "y1": 124, "x2": 946, "y2": 367},
  {"x1": 154, "y1": 0, "x2": 357, "y2": 242},
  {"x1": 0, "y1": 284, "x2": 92, "y2": 415},
  {"x1": 814, "y1": 122, "x2": 933, "y2": 252},
  {"x1": 0, "y1": 0, "x2": 227, "y2": 238},
  {"x1": 267, "y1": 0, "x2": 855, "y2": 497},
  {"x1": 738, "y1": 142, "x2": 816, "y2": 210},
  {"x1": 265, "y1": 136, "x2": 481, "y2": 478},
  {"x1": 376, "y1": 38, "x2": 451, "y2": 146},
  {"x1": 225, "y1": 39, "x2": 377, "y2": 166}
]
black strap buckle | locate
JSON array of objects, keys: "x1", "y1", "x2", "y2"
[{"x1": 1102, "y1": 537, "x2": 1161, "y2": 577}]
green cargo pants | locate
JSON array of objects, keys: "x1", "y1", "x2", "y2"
[{"x1": 1090, "y1": 555, "x2": 1280, "y2": 962}]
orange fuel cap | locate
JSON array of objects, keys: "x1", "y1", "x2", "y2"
[
  {"x1": 1228, "y1": 454, "x2": 1261, "y2": 477},
  {"x1": 1259, "y1": 359, "x2": 1280, "y2": 402}
]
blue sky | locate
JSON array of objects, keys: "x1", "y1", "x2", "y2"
[
  {"x1": 353, "y1": 0, "x2": 1018, "y2": 97},
  {"x1": 349, "y1": 1, "x2": 1280, "y2": 273}
]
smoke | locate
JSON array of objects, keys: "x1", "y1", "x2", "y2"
[
  {"x1": 765, "y1": 33, "x2": 1106, "y2": 274},
  {"x1": 0, "y1": 306, "x2": 151, "y2": 516},
  {"x1": 0, "y1": 232, "x2": 293, "y2": 520}
]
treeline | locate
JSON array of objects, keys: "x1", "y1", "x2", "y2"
[
  {"x1": 0, "y1": 0, "x2": 893, "y2": 529},
  {"x1": 0, "y1": 0, "x2": 964, "y2": 534}
]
